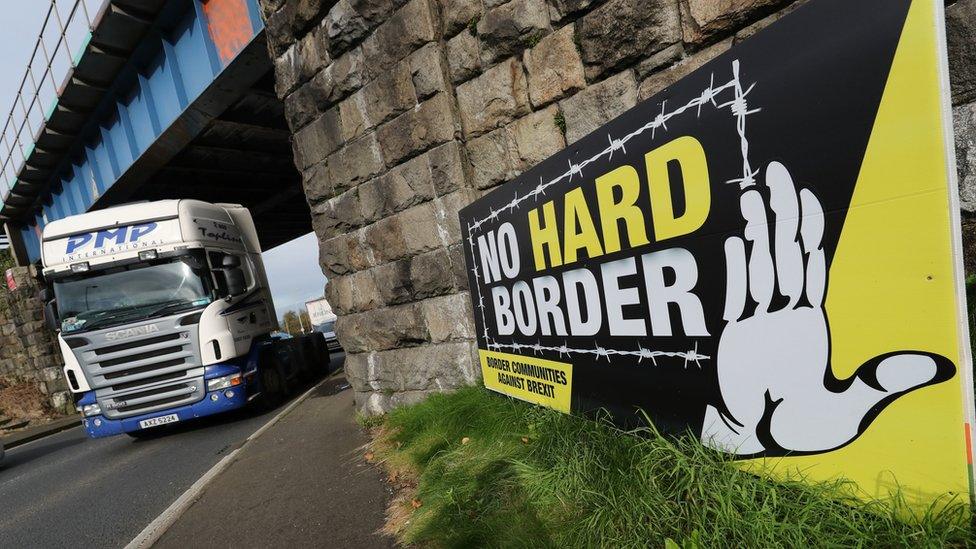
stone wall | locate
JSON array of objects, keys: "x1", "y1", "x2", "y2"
[
  {"x1": 0, "y1": 267, "x2": 72, "y2": 415},
  {"x1": 261, "y1": 0, "x2": 976, "y2": 414}
]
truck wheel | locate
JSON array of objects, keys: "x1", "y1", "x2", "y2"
[{"x1": 255, "y1": 364, "x2": 285, "y2": 411}]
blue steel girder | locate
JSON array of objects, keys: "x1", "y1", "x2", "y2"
[{"x1": 2, "y1": 0, "x2": 266, "y2": 263}]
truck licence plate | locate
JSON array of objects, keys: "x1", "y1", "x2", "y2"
[{"x1": 139, "y1": 414, "x2": 179, "y2": 429}]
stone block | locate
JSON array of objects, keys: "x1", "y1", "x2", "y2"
[
  {"x1": 359, "y1": 154, "x2": 436, "y2": 223},
  {"x1": 400, "y1": 200, "x2": 455, "y2": 252},
  {"x1": 510, "y1": 105, "x2": 566, "y2": 169},
  {"x1": 559, "y1": 69, "x2": 638, "y2": 144},
  {"x1": 476, "y1": 0, "x2": 551, "y2": 65},
  {"x1": 362, "y1": 0, "x2": 439, "y2": 72},
  {"x1": 298, "y1": 24, "x2": 332, "y2": 83},
  {"x1": 334, "y1": 187, "x2": 367, "y2": 232},
  {"x1": 448, "y1": 243, "x2": 469, "y2": 290},
  {"x1": 429, "y1": 140, "x2": 469, "y2": 195},
  {"x1": 40, "y1": 366, "x2": 60, "y2": 383},
  {"x1": 347, "y1": 341, "x2": 476, "y2": 402},
  {"x1": 635, "y1": 43, "x2": 683, "y2": 80},
  {"x1": 344, "y1": 353, "x2": 386, "y2": 397},
  {"x1": 336, "y1": 303, "x2": 429, "y2": 353},
  {"x1": 523, "y1": 24, "x2": 585, "y2": 108},
  {"x1": 362, "y1": 63, "x2": 418, "y2": 127},
  {"x1": 578, "y1": 0, "x2": 680, "y2": 81},
  {"x1": 465, "y1": 127, "x2": 519, "y2": 190},
  {"x1": 364, "y1": 215, "x2": 409, "y2": 264},
  {"x1": 338, "y1": 90, "x2": 370, "y2": 142},
  {"x1": 309, "y1": 47, "x2": 369, "y2": 109},
  {"x1": 324, "y1": 0, "x2": 369, "y2": 57},
  {"x1": 325, "y1": 133, "x2": 386, "y2": 191},
  {"x1": 265, "y1": 0, "x2": 331, "y2": 57},
  {"x1": 949, "y1": 0, "x2": 976, "y2": 105},
  {"x1": 446, "y1": 30, "x2": 482, "y2": 84},
  {"x1": 318, "y1": 229, "x2": 366, "y2": 277},
  {"x1": 274, "y1": 46, "x2": 302, "y2": 99},
  {"x1": 431, "y1": 190, "x2": 475, "y2": 245},
  {"x1": 302, "y1": 161, "x2": 331, "y2": 206},
  {"x1": 350, "y1": 0, "x2": 407, "y2": 28},
  {"x1": 638, "y1": 38, "x2": 732, "y2": 101},
  {"x1": 394, "y1": 341, "x2": 477, "y2": 390},
  {"x1": 456, "y1": 57, "x2": 530, "y2": 138},
  {"x1": 50, "y1": 391, "x2": 72, "y2": 414},
  {"x1": 378, "y1": 93, "x2": 459, "y2": 166},
  {"x1": 955, "y1": 101, "x2": 976, "y2": 213},
  {"x1": 407, "y1": 43, "x2": 451, "y2": 101},
  {"x1": 326, "y1": 270, "x2": 384, "y2": 315},
  {"x1": 373, "y1": 259, "x2": 414, "y2": 305},
  {"x1": 410, "y1": 247, "x2": 461, "y2": 300},
  {"x1": 439, "y1": 0, "x2": 483, "y2": 37},
  {"x1": 421, "y1": 292, "x2": 475, "y2": 343},
  {"x1": 284, "y1": 82, "x2": 320, "y2": 130},
  {"x1": 261, "y1": 0, "x2": 286, "y2": 19},
  {"x1": 680, "y1": 0, "x2": 789, "y2": 46},
  {"x1": 293, "y1": 108, "x2": 343, "y2": 170}
]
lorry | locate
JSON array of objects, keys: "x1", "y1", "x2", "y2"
[
  {"x1": 37, "y1": 199, "x2": 329, "y2": 438},
  {"x1": 306, "y1": 297, "x2": 341, "y2": 352}
]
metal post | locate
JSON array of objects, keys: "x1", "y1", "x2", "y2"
[
  {"x1": 52, "y1": 0, "x2": 75, "y2": 68},
  {"x1": 79, "y1": 0, "x2": 93, "y2": 30},
  {"x1": 3, "y1": 223, "x2": 30, "y2": 267}
]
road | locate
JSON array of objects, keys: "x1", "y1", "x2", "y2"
[{"x1": 0, "y1": 353, "x2": 346, "y2": 549}]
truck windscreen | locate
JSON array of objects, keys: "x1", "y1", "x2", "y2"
[{"x1": 54, "y1": 256, "x2": 213, "y2": 334}]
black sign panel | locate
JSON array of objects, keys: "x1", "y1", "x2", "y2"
[{"x1": 458, "y1": 0, "x2": 971, "y2": 501}]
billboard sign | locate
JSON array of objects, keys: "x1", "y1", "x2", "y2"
[{"x1": 459, "y1": 0, "x2": 974, "y2": 503}]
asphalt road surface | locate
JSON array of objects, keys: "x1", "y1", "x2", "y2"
[{"x1": 0, "y1": 353, "x2": 345, "y2": 549}]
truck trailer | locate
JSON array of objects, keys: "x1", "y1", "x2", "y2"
[{"x1": 38, "y1": 199, "x2": 328, "y2": 438}]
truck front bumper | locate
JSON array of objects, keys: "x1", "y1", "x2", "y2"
[{"x1": 83, "y1": 385, "x2": 248, "y2": 438}]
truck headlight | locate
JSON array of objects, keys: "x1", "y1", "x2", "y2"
[
  {"x1": 81, "y1": 403, "x2": 101, "y2": 417},
  {"x1": 207, "y1": 373, "x2": 242, "y2": 392}
]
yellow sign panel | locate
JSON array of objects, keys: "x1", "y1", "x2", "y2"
[{"x1": 480, "y1": 350, "x2": 573, "y2": 413}]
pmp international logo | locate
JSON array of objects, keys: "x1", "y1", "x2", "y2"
[{"x1": 64, "y1": 222, "x2": 159, "y2": 260}]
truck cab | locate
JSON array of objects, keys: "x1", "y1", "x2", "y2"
[{"x1": 39, "y1": 200, "x2": 321, "y2": 438}]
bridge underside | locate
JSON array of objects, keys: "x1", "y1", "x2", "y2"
[{"x1": 95, "y1": 69, "x2": 308, "y2": 250}]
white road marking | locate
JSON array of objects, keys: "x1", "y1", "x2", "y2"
[{"x1": 125, "y1": 374, "x2": 338, "y2": 549}]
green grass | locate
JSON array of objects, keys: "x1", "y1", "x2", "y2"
[{"x1": 372, "y1": 386, "x2": 973, "y2": 548}]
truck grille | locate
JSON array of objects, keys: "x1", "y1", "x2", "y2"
[{"x1": 65, "y1": 313, "x2": 205, "y2": 419}]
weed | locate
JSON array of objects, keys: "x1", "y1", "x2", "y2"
[
  {"x1": 372, "y1": 386, "x2": 973, "y2": 548},
  {"x1": 523, "y1": 31, "x2": 544, "y2": 49},
  {"x1": 467, "y1": 15, "x2": 480, "y2": 35},
  {"x1": 554, "y1": 111, "x2": 567, "y2": 136},
  {"x1": 356, "y1": 412, "x2": 386, "y2": 430}
]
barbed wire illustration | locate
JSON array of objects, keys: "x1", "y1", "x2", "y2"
[
  {"x1": 465, "y1": 60, "x2": 761, "y2": 367},
  {"x1": 486, "y1": 339, "x2": 710, "y2": 369}
]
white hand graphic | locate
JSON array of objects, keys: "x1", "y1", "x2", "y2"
[{"x1": 702, "y1": 161, "x2": 954, "y2": 456}]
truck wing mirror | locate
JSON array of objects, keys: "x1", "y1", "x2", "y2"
[
  {"x1": 215, "y1": 254, "x2": 246, "y2": 298},
  {"x1": 224, "y1": 268, "x2": 247, "y2": 297},
  {"x1": 43, "y1": 299, "x2": 59, "y2": 332}
]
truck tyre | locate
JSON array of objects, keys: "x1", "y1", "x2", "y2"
[{"x1": 255, "y1": 361, "x2": 286, "y2": 411}]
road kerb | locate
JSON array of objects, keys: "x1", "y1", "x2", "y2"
[
  {"x1": 1, "y1": 416, "x2": 81, "y2": 449},
  {"x1": 125, "y1": 374, "x2": 339, "y2": 549}
]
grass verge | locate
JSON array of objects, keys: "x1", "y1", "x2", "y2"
[{"x1": 367, "y1": 386, "x2": 973, "y2": 548}]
